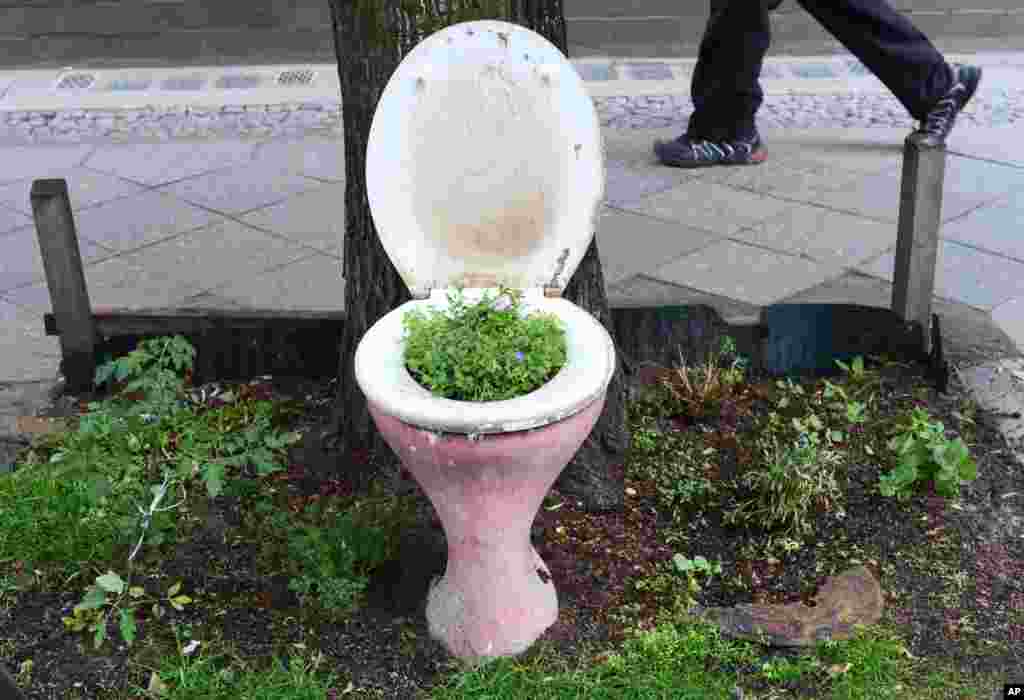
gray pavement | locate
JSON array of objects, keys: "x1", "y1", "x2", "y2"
[
  {"x1": 0, "y1": 52, "x2": 1023, "y2": 398},
  {"x1": 2, "y1": 122, "x2": 1023, "y2": 388}
]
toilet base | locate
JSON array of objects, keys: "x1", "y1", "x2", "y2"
[
  {"x1": 367, "y1": 395, "x2": 606, "y2": 661},
  {"x1": 425, "y1": 541, "x2": 557, "y2": 660}
]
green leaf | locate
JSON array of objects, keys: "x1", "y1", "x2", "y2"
[
  {"x1": 128, "y1": 586, "x2": 145, "y2": 599},
  {"x1": 93, "y1": 614, "x2": 108, "y2": 648},
  {"x1": 96, "y1": 571, "x2": 125, "y2": 594},
  {"x1": 77, "y1": 586, "x2": 108, "y2": 611},
  {"x1": 958, "y1": 456, "x2": 978, "y2": 482},
  {"x1": 672, "y1": 554, "x2": 693, "y2": 572},
  {"x1": 119, "y1": 608, "x2": 137, "y2": 646},
  {"x1": 170, "y1": 595, "x2": 192, "y2": 611},
  {"x1": 167, "y1": 581, "x2": 182, "y2": 598},
  {"x1": 204, "y1": 462, "x2": 225, "y2": 499}
]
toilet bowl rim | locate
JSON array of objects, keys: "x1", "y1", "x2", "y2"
[{"x1": 354, "y1": 295, "x2": 615, "y2": 435}]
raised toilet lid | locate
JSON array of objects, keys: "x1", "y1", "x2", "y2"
[{"x1": 365, "y1": 20, "x2": 605, "y2": 298}]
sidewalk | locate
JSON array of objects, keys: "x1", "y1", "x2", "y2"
[{"x1": 1, "y1": 59, "x2": 1023, "y2": 390}]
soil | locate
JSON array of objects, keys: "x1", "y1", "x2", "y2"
[{"x1": 2, "y1": 348, "x2": 1023, "y2": 699}]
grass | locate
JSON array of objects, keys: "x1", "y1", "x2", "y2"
[{"x1": 0, "y1": 335, "x2": 1016, "y2": 699}]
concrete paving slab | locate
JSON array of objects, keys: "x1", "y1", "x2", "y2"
[
  {"x1": 732, "y1": 204, "x2": 896, "y2": 268},
  {"x1": 604, "y1": 158, "x2": 698, "y2": 207},
  {"x1": 237, "y1": 181, "x2": 344, "y2": 257},
  {"x1": 208, "y1": 251, "x2": 345, "y2": 312},
  {"x1": 602, "y1": 128, "x2": 708, "y2": 181},
  {"x1": 776, "y1": 269, "x2": 897, "y2": 309},
  {"x1": 0, "y1": 223, "x2": 113, "y2": 294},
  {"x1": 72, "y1": 189, "x2": 226, "y2": 253},
  {"x1": 778, "y1": 168, "x2": 994, "y2": 225},
  {"x1": 858, "y1": 240, "x2": 1024, "y2": 310},
  {"x1": 0, "y1": 205, "x2": 30, "y2": 235},
  {"x1": 943, "y1": 151, "x2": 1024, "y2": 199},
  {"x1": 0, "y1": 143, "x2": 96, "y2": 185},
  {"x1": 3, "y1": 253, "x2": 187, "y2": 313},
  {"x1": 105, "y1": 218, "x2": 317, "y2": 301},
  {"x1": 0, "y1": 166, "x2": 145, "y2": 215},
  {"x1": 692, "y1": 158, "x2": 873, "y2": 199},
  {"x1": 250, "y1": 136, "x2": 345, "y2": 182},
  {"x1": 753, "y1": 127, "x2": 906, "y2": 174},
  {"x1": 649, "y1": 238, "x2": 847, "y2": 306},
  {"x1": 608, "y1": 273, "x2": 762, "y2": 324},
  {"x1": 619, "y1": 179, "x2": 794, "y2": 237},
  {"x1": 0, "y1": 298, "x2": 59, "y2": 382},
  {"x1": 157, "y1": 164, "x2": 321, "y2": 216},
  {"x1": 82, "y1": 139, "x2": 262, "y2": 186},
  {"x1": 941, "y1": 192, "x2": 1024, "y2": 261},
  {"x1": 595, "y1": 207, "x2": 722, "y2": 286},
  {"x1": 992, "y1": 296, "x2": 1024, "y2": 353},
  {"x1": 947, "y1": 124, "x2": 1024, "y2": 165}
]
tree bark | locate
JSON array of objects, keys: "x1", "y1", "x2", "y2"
[{"x1": 327, "y1": 0, "x2": 628, "y2": 509}]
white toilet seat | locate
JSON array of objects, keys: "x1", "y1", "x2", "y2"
[
  {"x1": 365, "y1": 20, "x2": 604, "y2": 299},
  {"x1": 356, "y1": 20, "x2": 614, "y2": 433},
  {"x1": 354, "y1": 295, "x2": 615, "y2": 434}
]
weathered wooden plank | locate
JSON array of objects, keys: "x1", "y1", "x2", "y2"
[
  {"x1": 44, "y1": 308, "x2": 345, "y2": 337},
  {"x1": 31, "y1": 178, "x2": 97, "y2": 394},
  {"x1": 891, "y1": 133, "x2": 946, "y2": 355}
]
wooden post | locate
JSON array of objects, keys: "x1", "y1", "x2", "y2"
[
  {"x1": 30, "y1": 178, "x2": 96, "y2": 393},
  {"x1": 891, "y1": 133, "x2": 946, "y2": 355}
]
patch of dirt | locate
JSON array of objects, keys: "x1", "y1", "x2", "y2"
[{"x1": 1, "y1": 348, "x2": 1023, "y2": 699}]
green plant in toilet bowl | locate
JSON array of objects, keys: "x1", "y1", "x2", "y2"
[{"x1": 401, "y1": 286, "x2": 567, "y2": 402}]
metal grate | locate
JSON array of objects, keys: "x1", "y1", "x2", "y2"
[
  {"x1": 276, "y1": 69, "x2": 316, "y2": 86},
  {"x1": 55, "y1": 72, "x2": 96, "y2": 90}
]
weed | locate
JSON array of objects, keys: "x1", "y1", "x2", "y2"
[
  {"x1": 141, "y1": 628, "x2": 339, "y2": 699},
  {"x1": 878, "y1": 406, "x2": 978, "y2": 501},
  {"x1": 726, "y1": 430, "x2": 843, "y2": 538},
  {"x1": 402, "y1": 286, "x2": 567, "y2": 401},
  {"x1": 62, "y1": 472, "x2": 194, "y2": 649},
  {"x1": 286, "y1": 495, "x2": 411, "y2": 615}
]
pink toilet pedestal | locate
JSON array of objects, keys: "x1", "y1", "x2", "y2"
[{"x1": 368, "y1": 395, "x2": 606, "y2": 661}]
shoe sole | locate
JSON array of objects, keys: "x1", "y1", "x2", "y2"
[{"x1": 655, "y1": 145, "x2": 769, "y2": 169}]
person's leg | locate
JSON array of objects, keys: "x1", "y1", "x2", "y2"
[
  {"x1": 688, "y1": 0, "x2": 772, "y2": 141},
  {"x1": 796, "y1": 0, "x2": 952, "y2": 120},
  {"x1": 654, "y1": 0, "x2": 772, "y2": 167}
]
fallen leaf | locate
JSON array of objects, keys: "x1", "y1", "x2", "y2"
[
  {"x1": 147, "y1": 672, "x2": 168, "y2": 695},
  {"x1": 826, "y1": 662, "x2": 852, "y2": 677}
]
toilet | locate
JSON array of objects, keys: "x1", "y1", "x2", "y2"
[
  {"x1": 355, "y1": 19, "x2": 615, "y2": 435},
  {"x1": 352, "y1": 19, "x2": 616, "y2": 660}
]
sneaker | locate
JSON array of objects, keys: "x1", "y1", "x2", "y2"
[
  {"x1": 653, "y1": 132, "x2": 768, "y2": 168},
  {"x1": 916, "y1": 63, "x2": 982, "y2": 146}
]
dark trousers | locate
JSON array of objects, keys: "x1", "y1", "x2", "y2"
[{"x1": 687, "y1": 0, "x2": 954, "y2": 141}]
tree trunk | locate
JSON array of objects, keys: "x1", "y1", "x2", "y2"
[{"x1": 327, "y1": 0, "x2": 628, "y2": 509}]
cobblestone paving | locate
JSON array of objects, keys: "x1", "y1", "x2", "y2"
[{"x1": 1, "y1": 89, "x2": 1021, "y2": 144}]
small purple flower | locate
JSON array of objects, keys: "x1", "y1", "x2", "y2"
[
  {"x1": 515, "y1": 351, "x2": 525, "y2": 362},
  {"x1": 493, "y1": 295, "x2": 513, "y2": 312}
]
